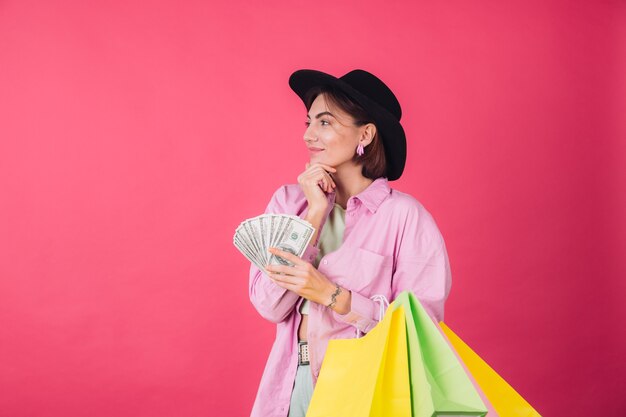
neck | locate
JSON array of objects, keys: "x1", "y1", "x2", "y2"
[{"x1": 330, "y1": 163, "x2": 373, "y2": 209}]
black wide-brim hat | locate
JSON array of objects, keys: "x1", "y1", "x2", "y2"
[{"x1": 289, "y1": 69, "x2": 406, "y2": 181}]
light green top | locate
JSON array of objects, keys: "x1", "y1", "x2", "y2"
[{"x1": 300, "y1": 203, "x2": 346, "y2": 315}]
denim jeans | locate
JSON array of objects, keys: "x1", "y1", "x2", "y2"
[{"x1": 287, "y1": 363, "x2": 314, "y2": 417}]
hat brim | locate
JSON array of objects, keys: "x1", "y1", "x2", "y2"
[{"x1": 289, "y1": 69, "x2": 406, "y2": 181}]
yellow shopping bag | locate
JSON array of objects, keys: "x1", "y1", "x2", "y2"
[
  {"x1": 306, "y1": 305, "x2": 411, "y2": 417},
  {"x1": 440, "y1": 323, "x2": 542, "y2": 417}
]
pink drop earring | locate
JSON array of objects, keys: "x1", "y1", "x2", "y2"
[{"x1": 356, "y1": 143, "x2": 364, "y2": 156}]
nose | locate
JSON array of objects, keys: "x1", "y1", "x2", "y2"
[{"x1": 303, "y1": 122, "x2": 318, "y2": 143}]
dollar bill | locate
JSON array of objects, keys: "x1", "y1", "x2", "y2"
[
  {"x1": 233, "y1": 213, "x2": 315, "y2": 273},
  {"x1": 267, "y1": 216, "x2": 314, "y2": 267}
]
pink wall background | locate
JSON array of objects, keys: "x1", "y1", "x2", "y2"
[{"x1": 1, "y1": 0, "x2": 624, "y2": 416}]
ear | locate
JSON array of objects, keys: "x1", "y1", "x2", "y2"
[{"x1": 360, "y1": 123, "x2": 377, "y2": 147}]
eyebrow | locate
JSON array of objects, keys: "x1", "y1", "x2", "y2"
[{"x1": 306, "y1": 111, "x2": 335, "y2": 119}]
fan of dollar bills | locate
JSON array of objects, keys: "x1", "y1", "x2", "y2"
[{"x1": 233, "y1": 214, "x2": 316, "y2": 274}]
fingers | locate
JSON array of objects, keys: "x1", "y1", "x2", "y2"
[
  {"x1": 318, "y1": 177, "x2": 331, "y2": 193},
  {"x1": 265, "y1": 263, "x2": 305, "y2": 277},
  {"x1": 267, "y1": 271, "x2": 302, "y2": 285},
  {"x1": 265, "y1": 257, "x2": 304, "y2": 289},
  {"x1": 305, "y1": 162, "x2": 335, "y2": 175},
  {"x1": 267, "y1": 273, "x2": 299, "y2": 292},
  {"x1": 307, "y1": 162, "x2": 337, "y2": 174},
  {"x1": 313, "y1": 162, "x2": 336, "y2": 171},
  {"x1": 301, "y1": 162, "x2": 337, "y2": 193},
  {"x1": 267, "y1": 247, "x2": 305, "y2": 267},
  {"x1": 304, "y1": 162, "x2": 337, "y2": 174},
  {"x1": 298, "y1": 166, "x2": 333, "y2": 182},
  {"x1": 321, "y1": 173, "x2": 335, "y2": 192},
  {"x1": 265, "y1": 250, "x2": 310, "y2": 293},
  {"x1": 309, "y1": 166, "x2": 335, "y2": 191}
]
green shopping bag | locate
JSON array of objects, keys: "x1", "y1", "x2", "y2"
[
  {"x1": 306, "y1": 305, "x2": 411, "y2": 417},
  {"x1": 391, "y1": 291, "x2": 488, "y2": 417}
]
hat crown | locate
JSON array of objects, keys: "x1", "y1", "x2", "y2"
[{"x1": 340, "y1": 70, "x2": 402, "y2": 121}]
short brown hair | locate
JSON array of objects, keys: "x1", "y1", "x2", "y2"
[{"x1": 303, "y1": 85, "x2": 387, "y2": 180}]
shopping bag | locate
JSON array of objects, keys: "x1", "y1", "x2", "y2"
[
  {"x1": 392, "y1": 291, "x2": 488, "y2": 417},
  {"x1": 306, "y1": 305, "x2": 411, "y2": 417},
  {"x1": 433, "y1": 324, "x2": 500, "y2": 417},
  {"x1": 439, "y1": 323, "x2": 542, "y2": 417}
]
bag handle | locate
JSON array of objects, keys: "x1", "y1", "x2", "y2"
[{"x1": 355, "y1": 294, "x2": 390, "y2": 338}]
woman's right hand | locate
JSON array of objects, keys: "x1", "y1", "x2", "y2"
[{"x1": 297, "y1": 162, "x2": 337, "y2": 214}]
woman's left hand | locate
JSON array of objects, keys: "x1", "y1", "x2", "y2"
[{"x1": 265, "y1": 247, "x2": 336, "y2": 305}]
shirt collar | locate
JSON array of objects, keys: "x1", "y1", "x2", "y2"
[{"x1": 330, "y1": 177, "x2": 391, "y2": 214}]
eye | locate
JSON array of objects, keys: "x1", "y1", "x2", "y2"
[
  {"x1": 304, "y1": 121, "x2": 311, "y2": 127},
  {"x1": 320, "y1": 120, "x2": 330, "y2": 126}
]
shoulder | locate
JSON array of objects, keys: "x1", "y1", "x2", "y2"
[
  {"x1": 383, "y1": 188, "x2": 444, "y2": 246},
  {"x1": 383, "y1": 188, "x2": 437, "y2": 222},
  {"x1": 271, "y1": 183, "x2": 305, "y2": 203},
  {"x1": 266, "y1": 183, "x2": 306, "y2": 212}
]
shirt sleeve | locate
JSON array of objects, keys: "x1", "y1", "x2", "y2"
[
  {"x1": 248, "y1": 185, "x2": 321, "y2": 323},
  {"x1": 391, "y1": 241, "x2": 451, "y2": 322},
  {"x1": 331, "y1": 203, "x2": 452, "y2": 333},
  {"x1": 331, "y1": 289, "x2": 383, "y2": 334}
]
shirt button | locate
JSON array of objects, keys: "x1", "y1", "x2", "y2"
[{"x1": 323, "y1": 260, "x2": 328, "y2": 265}]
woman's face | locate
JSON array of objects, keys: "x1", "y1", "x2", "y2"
[{"x1": 304, "y1": 93, "x2": 363, "y2": 167}]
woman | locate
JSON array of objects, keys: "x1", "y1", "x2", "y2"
[{"x1": 248, "y1": 69, "x2": 452, "y2": 417}]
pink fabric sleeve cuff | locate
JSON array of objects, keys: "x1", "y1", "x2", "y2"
[{"x1": 331, "y1": 289, "x2": 379, "y2": 333}]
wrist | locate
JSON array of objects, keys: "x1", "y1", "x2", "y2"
[
  {"x1": 305, "y1": 205, "x2": 326, "y2": 221},
  {"x1": 305, "y1": 208, "x2": 326, "y2": 247},
  {"x1": 320, "y1": 282, "x2": 336, "y2": 305},
  {"x1": 326, "y1": 284, "x2": 351, "y2": 315}
]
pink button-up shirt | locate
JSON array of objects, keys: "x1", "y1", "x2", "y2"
[{"x1": 249, "y1": 176, "x2": 452, "y2": 417}]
